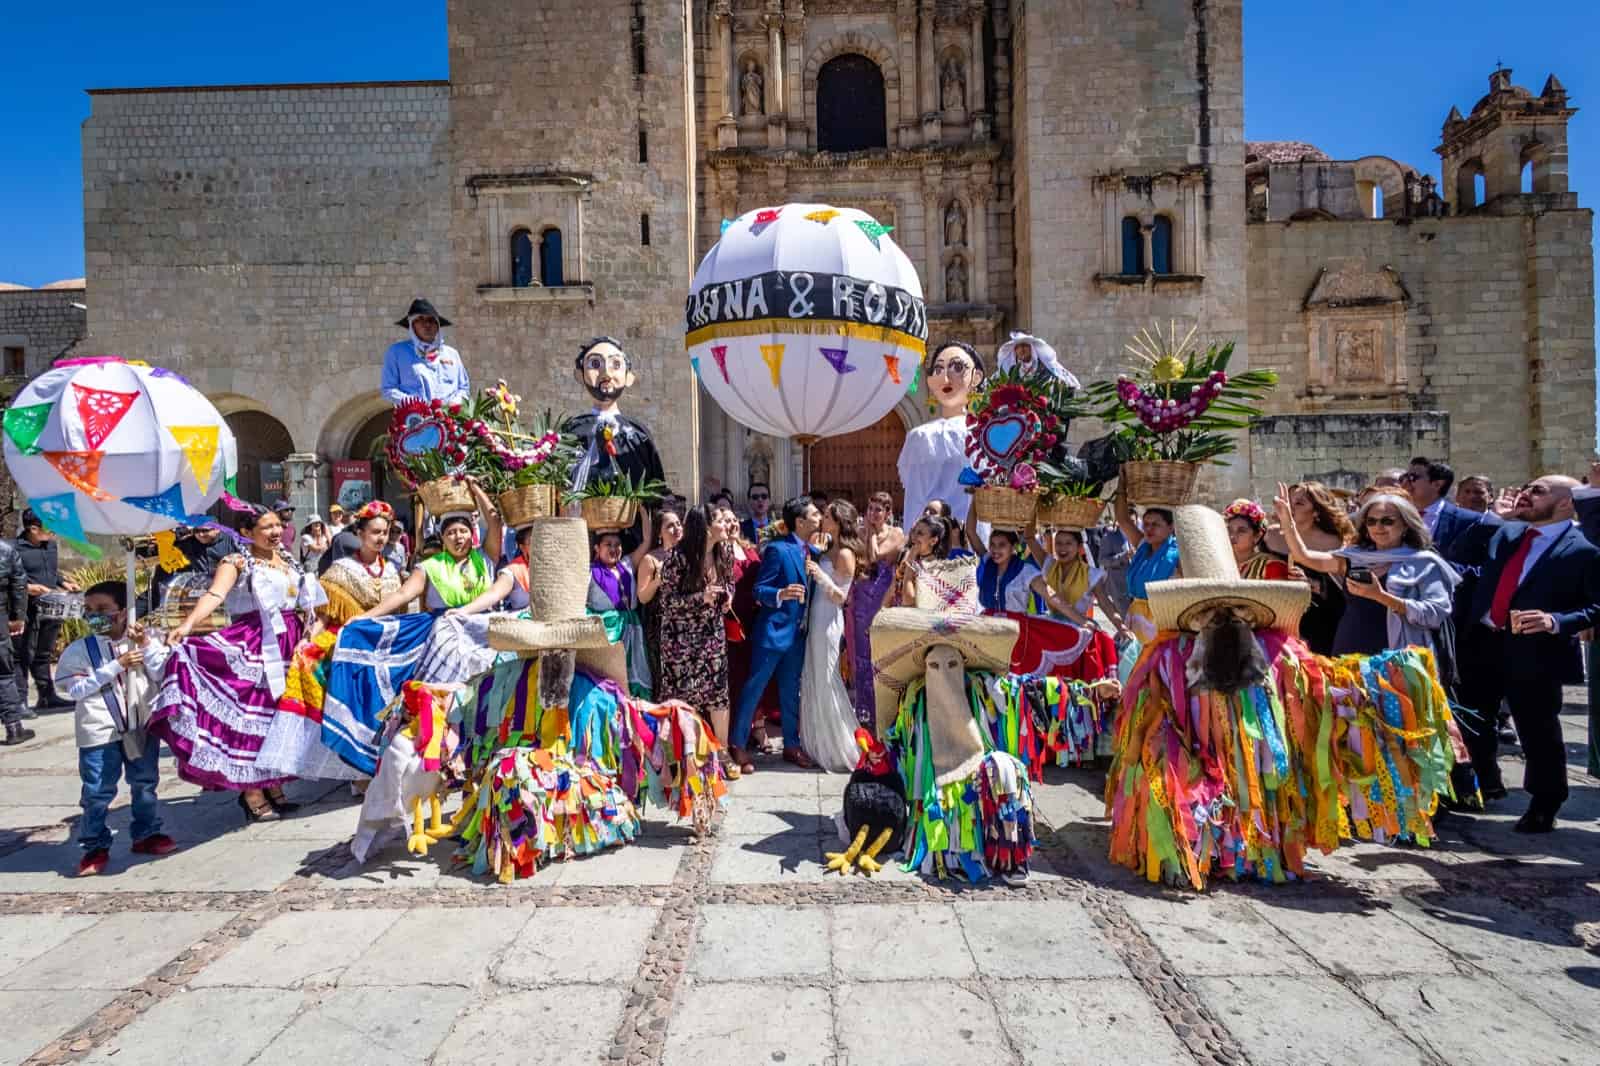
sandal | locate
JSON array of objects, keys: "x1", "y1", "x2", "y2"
[
  {"x1": 729, "y1": 747, "x2": 756, "y2": 775},
  {"x1": 721, "y1": 751, "x2": 742, "y2": 781},
  {"x1": 782, "y1": 747, "x2": 816, "y2": 770}
]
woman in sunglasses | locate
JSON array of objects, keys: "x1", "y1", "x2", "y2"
[{"x1": 1272, "y1": 486, "x2": 1458, "y2": 657}]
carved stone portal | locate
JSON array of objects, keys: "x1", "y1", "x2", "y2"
[{"x1": 1304, "y1": 263, "x2": 1409, "y2": 398}]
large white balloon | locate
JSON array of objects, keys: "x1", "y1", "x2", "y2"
[
  {"x1": 2, "y1": 356, "x2": 239, "y2": 539},
  {"x1": 686, "y1": 204, "x2": 927, "y2": 442}
]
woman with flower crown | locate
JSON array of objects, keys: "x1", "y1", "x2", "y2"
[{"x1": 256, "y1": 501, "x2": 404, "y2": 782}]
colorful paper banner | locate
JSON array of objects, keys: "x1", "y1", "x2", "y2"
[
  {"x1": 167, "y1": 425, "x2": 220, "y2": 494},
  {"x1": 29, "y1": 492, "x2": 86, "y2": 544},
  {"x1": 3, "y1": 402, "x2": 52, "y2": 455},
  {"x1": 72, "y1": 385, "x2": 139, "y2": 450},
  {"x1": 43, "y1": 450, "x2": 112, "y2": 501}
]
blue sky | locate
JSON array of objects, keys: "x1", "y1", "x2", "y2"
[{"x1": 1, "y1": 2, "x2": 1596, "y2": 288}]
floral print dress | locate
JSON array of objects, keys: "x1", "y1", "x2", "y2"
[{"x1": 655, "y1": 548, "x2": 732, "y2": 721}]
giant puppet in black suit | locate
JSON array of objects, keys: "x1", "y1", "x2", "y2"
[
  {"x1": 562, "y1": 337, "x2": 666, "y2": 550},
  {"x1": 1456, "y1": 476, "x2": 1600, "y2": 833}
]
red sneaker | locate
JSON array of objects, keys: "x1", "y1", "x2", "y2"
[
  {"x1": 130, "y1": 834, "x2": 178, "y2": 856},
  {"x1": 77, "y1": 849, "x2": 109, "y2": 877}
]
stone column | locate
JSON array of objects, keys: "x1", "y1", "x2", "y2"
[
  {"x1": 285, "y1": 453, "x2": 325, "y2": 516},
  {"x1": 968, "y1": 181, "x2": 990, "y2": 304},
  {"x1": 764, "y1": 11, "x2": 784, "y2": 115},
  {"x1": 968, "y1": 1, "x2": 988, "y2": 138},
  {"x1": 923, "y1": 165, "x2": 944, "y2": 302},
  {"x1": 918, "y1": 0, "x2": 936, "y2": 116},
  {"x1": 716, "y1": 1, "x2": 738, "y2": 147}
]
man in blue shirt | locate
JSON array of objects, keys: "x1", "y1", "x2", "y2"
[{"x1": 380, "y1": 299, "x2": 470, "y2": 406}]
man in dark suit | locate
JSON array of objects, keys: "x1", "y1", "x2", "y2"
[
  {"x1": 729, "y1": 496, "x2": 821, "y2": 770},
  {"x1": 1457, "y1": 475, "x2": 1600, "y2": 832},
  {"x1": 1404, "y1": 456, "x2": 1498, "y2": 562}
]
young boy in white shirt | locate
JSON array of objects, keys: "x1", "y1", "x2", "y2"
[{"x1": 55, "y1": 581, "x2": 176, "y2": 876}]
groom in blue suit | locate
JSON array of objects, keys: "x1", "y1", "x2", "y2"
[{"x1": 730, "y1": 496, "x2": 822, "y2": 771}]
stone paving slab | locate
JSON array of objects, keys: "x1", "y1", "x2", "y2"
[
  {"x1": 709, "y1": 831, "x2": 828, "y2": 884},
  {"x1": 431, "y1": 987, "x2": 625, "y2": 1066},
  {"x1": 835, "y1": 980, "x2": 1010, "y2": 1065},
  {"x1": 190, "y1": 908, "x2": 406, "y2": 990},
  {"x1": 494, "y1": 904, "x2": 658, "y2": 986},
  {"x1": 253, "y1": 983, "x2": 472, "y2": 1066},
  {"x1": 0, "y1": 805, "x2": 81, "y2": 831},
  {"x1": 726, "y1": 766, "x2": 821, "y2": 799},
  {"x1": 993, "y1": 978, "x2": 1193, "y2": 1065},
  {"x1": 718, "y1": 792, "x2": 825, "y2": 836},
  {"x1": 0, "y1": 988, "x2": 121, "y2": 1065},
  {"x1": 1251, "y1": 898, "x2": 1462, "y2": 978},
  {"x1": 339, "y1": 907, "x2": 534, "y2": 988},
  {"x1": 1196, "y1": 974, "x2": 1434, "y2": 1065},
  {"x1": 957, "y1": 899, "x2": 1128, "y2": 980},
  {"x1": 555, "y1": 838, "x2": 684, "y2": 886},
  {"x1": 0, "y1": 913, "x2": 98, "y2": 980},
  {"x1": 1359, "y1": 974, "x2": 1596, "y2": 1066},
  {"x1": 664, "y1": 980, "x2": 833, "y2": 1066},
  {"x1": 80, "y1": 986, "x2": 305, "y2": 1066},
  {"x1": 0, "y1": 911, "x2": 233, "y2": 991},
  {"x1": 690, "y1": 903, "x2": 831, "y2": 980},
  {"x1": 1386, "y1": 893, "x2": 1596, "y2": 974},
  {"x1": 1499, "y1": 970, "x2": 1600, "y2": 1040},
  {"x1": 0, "y1": 834, "x2": 311, "y2": 894},
  {"x1": 1119, "y1": 893, "x2": 1322, "y2": 977},
  {"x1": 832, "y1": 903, "x2": 974, "y2": 981}
]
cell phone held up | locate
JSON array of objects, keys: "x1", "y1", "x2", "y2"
[{"x1": 1346, "y1": 566, "x2": 1374, "y2": 586}]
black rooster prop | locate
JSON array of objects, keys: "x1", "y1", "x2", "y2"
[{"x1": 826, "y1": 729, "x2": 908, "y2": 876}]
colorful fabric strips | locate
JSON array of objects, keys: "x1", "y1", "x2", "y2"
[{"x1": 1104, "y1": 634, "x2": 1457, "y2": 890}]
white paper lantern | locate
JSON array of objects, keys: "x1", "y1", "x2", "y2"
[
  {"x1": 2, "y1": 356, "x2": 239, "y2": 539},
  {"x1": 686, "y1": 204, "x2": 927, "y2": 443}
]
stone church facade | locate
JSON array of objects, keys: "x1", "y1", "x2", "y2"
[{"x1": 61, "y1": 0, "x2": 1592, "y2": 513}]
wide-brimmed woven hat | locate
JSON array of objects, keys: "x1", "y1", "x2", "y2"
[
  {"x1": 1145, "y1": 506, "x2": 1309, "y2": 634},
  {"x1": 870, "y1": 556, "x2": 1019, "y2": 740},
  {"x1": 487, "y1": 517, "x2": 614, "y2": 654}
]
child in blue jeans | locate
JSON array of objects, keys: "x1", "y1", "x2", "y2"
[{"x1": 56, "y1": 581, "x2": 174, "y2": 876}]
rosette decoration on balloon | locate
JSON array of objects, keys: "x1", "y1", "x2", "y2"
[
  {"x1": 685, "y1": 204, "x2": 928, "y2": 443},
  {"x1": 2, "y1": 356, "x2": 238, "y2": 548},
  {"x1": 1083, "y1": 323, "x2": 1277, "y2": 506}
]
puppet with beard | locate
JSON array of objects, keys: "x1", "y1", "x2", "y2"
[{"x1": 562, "y1": 337, "x2": 667, "y2": 494}]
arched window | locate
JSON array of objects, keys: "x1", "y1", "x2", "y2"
[
  {"x1": 1521, "y1": 161, "x2": 1534, "y2": 194},
  {"x1": 511, "y1": 229, "x2": 535, "y2": 287},
  {"x1": 1120, "y1": 216, "x2": 1144, "y2": 276},
  {"x1": 1455, "y1": 159, "x2": 1485, "y2": 211},
  {"x1": 539, "y1": 228, "x2": 564, "y2": 286},
  {"x1": 817, "y1": 54, "x2": 887, "y2": 152},
  {"x1": 1473, "y1": 172, "x2": 1486, "y2": 206},
  {"x1": 1151, "y1": 216, "x2": 1173, "y2": 275}
]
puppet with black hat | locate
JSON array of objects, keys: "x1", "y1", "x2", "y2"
[{"x1": 380, "y1": 298, "x2": 470, "y2": 406}]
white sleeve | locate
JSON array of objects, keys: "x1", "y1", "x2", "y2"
[{"x1": 55, "y1": 640, "x2": 120, "y2": 703}]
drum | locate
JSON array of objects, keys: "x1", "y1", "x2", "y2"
[{"x1": 36, "y1": 592, "x2": 84, "y2": 622}]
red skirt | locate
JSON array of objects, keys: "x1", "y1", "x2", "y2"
[{"x1": 1005, "y1": 613, "x2": 1117, "y2": 682}]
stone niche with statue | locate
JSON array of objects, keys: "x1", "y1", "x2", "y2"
[{"x1": 1302, "y1": 263, "x2": 1409, "y2": 402}]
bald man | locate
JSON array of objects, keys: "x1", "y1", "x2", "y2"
[{"x1": 1456, "y1": 475, "x2": 1600, "y2": 833}]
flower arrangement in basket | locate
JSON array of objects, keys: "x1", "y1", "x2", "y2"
[
  {"x1": 469, "y1": 383, "x2": 581, "y2": 526},
  {"x1": 963, "y1": 366, "x2": 1093, "y2": 529},
  {"x1": 1083, "y1": 323, "x2": 1277, "y2": 506},
  {"x1": 565, "y1": 470, "x2": 669, "y2": 533}
]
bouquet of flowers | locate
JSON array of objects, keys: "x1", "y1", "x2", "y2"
[
  {"x1": 963, "y1": 365, "x2": 1095, "y2": 528},
  {"x1": 1084, "y1": 322, "x2": 1276, "y2": 464}
]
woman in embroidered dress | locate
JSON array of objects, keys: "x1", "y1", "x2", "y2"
[
  {"x1": 259, "y1": 502, "x2": 402, "y2": 782},
  {"x1": 845, "y1": 491, "x2": 903, "y2": 727},
  {"x1": 318, "y1": 482, "x2": 503, "y2": 777},
  {"x1": 883, "y1": 514, "x2": 952, "y2": 610},
  {"x1": 1222, "y1": 499, "x2": 1292, "y2": 581},
  {"x1": 151, "y1": 507, "x2": 327, "y2": 822},
  {"x1": 972, "y1": 527, "x2": 1043, "y2": 616},
  {"x1": 656, "y1": 506, "x2": 737, "y2": 766},
  {"x1": 798, "y1": 500, "x2": 865, "y2": 773},
  {"x1": 1025, "y1": 528, "x2": 1120, "y2": 682},
  {"x1": 587, "y1": 509, "x2": 655, "y2": 698}
]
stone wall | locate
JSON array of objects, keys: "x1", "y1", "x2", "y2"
[
  {"x1": 0, "y1": 288, "x2": 87, "y2": 377},
  {"x1": 1248, "y1": 411, "x2": 1450, "y2": 496},
  {"x1": 1010, "y1": 0, "x2": 1251, "y2": 495},
  {"x1": 1246, "y1": 208, "x2": 1596, "y2": 490},
  {"x1": 81, "y1": 81, "x2": 452, "y2": 455},
  {"x1": 447, "y1": 0, "x2": 699, "y2": 495}
]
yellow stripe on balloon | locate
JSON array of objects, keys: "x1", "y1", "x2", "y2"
[
  {"x1": 687, "y1": 317, "x2": 926, "y2": 352},
  {"x1": 759, "y1": 344, "x2": 785, "y2": 387}
]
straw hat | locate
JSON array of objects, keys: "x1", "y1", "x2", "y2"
[
  {"x1": 870, "y1": 557, "x2": 1019, "y2": 739},
  {"x1": 1145, "y1": 506, "x2": 1309, "y2": 634},
  {"x1": 487, "y1": 517, "x2": 614, "y2": 653}
]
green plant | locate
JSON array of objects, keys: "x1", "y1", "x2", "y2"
[
  {"x1": 564, "y1": 470, "x2": 668, "y2": 506},
  {"x1": 1034, "y1": 461, "x2": 1104, "y2": 504},
  {"x1": 1083, "y1": 323, "x2": 1277, "y2": 464}
]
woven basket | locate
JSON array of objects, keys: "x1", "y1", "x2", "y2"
[
  {"x1": 418, "y1": 476, "x2": 475, "y2": 516},
  {"x1": 1036, "y1": 495, "x2": 1105, "y2": 530},
  {"x1": 498, "y1": 483, "x2": 558, "y2": 528},
  {"x1": 970, "y1": 485, "x2": 1038, "y2": 530},
  {"x1": 580, "y1": 497, "x2": 639, "y2": 532},
  {"x1": 1121, "y1": 460, "x2": 1200, "y2": 507}
]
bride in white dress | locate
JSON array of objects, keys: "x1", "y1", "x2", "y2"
[{"x1": 800, "y1": 500, "x2": 863, "y2": 773}]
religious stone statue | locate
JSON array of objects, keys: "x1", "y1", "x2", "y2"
[
  {"x1": 944, "y1": 202, "x2": 966, "y2": 247},
  {"x1": 941, "y1": 57, "x2": 966, "y2": 111},
  {"x1": 945, "y1": 257, "x2": 968, "y2": 303},
  {"x1": 741, "y1": 59, "x2": 765, "y2": 116}
]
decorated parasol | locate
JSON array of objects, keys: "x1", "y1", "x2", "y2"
[
  {"x1": 2, "y1": 355, "x2": 239, "y2": 712},
  {"x1": 685, "y1": 204, "x2": 928, "y2": 467}
]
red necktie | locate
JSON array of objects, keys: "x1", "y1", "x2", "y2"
[{"x1": 1488, "y1": 528, "x2": 1536, "y2": 629}]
